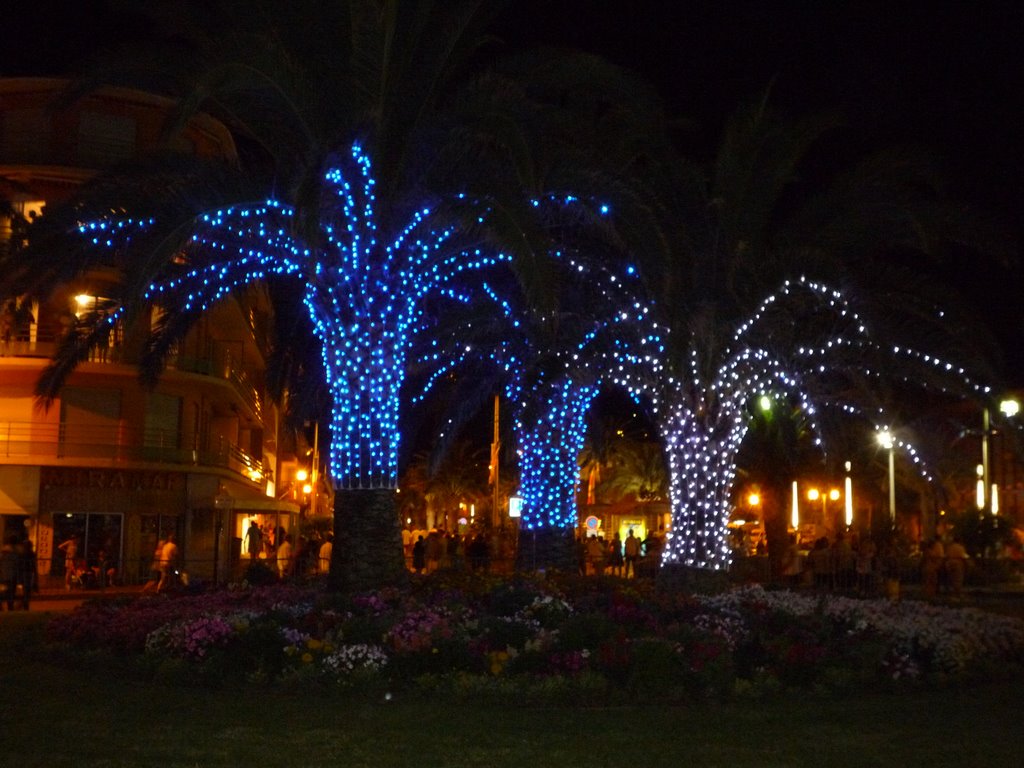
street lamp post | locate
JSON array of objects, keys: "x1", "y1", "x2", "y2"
[
  {"x1": 807, "y1": 487, "x2": 841, "y2": 534},
  {"x1": 877, "y1": 430, "x2": 896, "y2": 526},
  {"x1": 982, "y1": 399, "x2": 1019, "y2": 515}
]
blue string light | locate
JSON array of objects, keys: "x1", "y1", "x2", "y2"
[{"x1": 80, "y1": 144, "x2": 509, "y2": 490}]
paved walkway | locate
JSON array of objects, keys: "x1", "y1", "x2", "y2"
[{"x1": 1, "y1": 584, "x2": 145, "y2": 614}]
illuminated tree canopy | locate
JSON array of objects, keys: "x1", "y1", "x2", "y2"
[
  {"x1": 82, "y1": 144, "x2": 508, "y2": 492},
  {"x1": 418, "y1": 225, "x2": 665, "y2": 567}
]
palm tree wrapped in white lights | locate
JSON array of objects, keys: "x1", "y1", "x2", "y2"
[
  {"x1": 632, "y1": 277, "x2": 986, "y2": 572},
  {"x1": 623, "y1": 96, "x2": 997, "y2": 576}
]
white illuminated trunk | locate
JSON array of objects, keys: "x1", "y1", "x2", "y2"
[{"x1": 658, "y1": 402, "x2": 747, "y2": 571}]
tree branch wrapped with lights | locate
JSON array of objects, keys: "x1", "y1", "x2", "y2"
[
  {"x1": 620, "y1": 276, "x2": 990, "y2": 573},
  {"x1": 418, "y1": 239, "x2": 666, "y2": 570},
  {"x1": 76, "y1": 144, "x2": 510, "y2": 591}
]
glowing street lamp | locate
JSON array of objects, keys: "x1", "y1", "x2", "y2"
[
  {"x1": 877, "y1": 429, "x2": 896, "y2": 525},
  {"x1": 982, "y1": 398, "x2": 1019, "y2": 514},
  {"x1": 807, "y1": 486, "x2": 841, "y2": 529}
]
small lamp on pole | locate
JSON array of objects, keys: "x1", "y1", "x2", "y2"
[{"x1": 877, "y1": 429, "x2": 896, "y2": 525}]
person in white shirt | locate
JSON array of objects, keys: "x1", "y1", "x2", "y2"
[{"x1": 318, "y1": 533, "x2": 334, "y2": 574}]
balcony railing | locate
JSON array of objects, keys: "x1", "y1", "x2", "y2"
[
  {"x1": 1, "y1": 328, "x2": 262, "y2": 419},
  {"x1": 0, "y1": 421, "x2": 264, "y2": 480}
]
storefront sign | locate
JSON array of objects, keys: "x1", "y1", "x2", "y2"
[{"x1": 41, "y1": 467, "x2": 184, "y2": 491}]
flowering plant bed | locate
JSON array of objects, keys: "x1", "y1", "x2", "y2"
[{"x1": 46, "y1": 575, "x2": 1024, "y2": 702}]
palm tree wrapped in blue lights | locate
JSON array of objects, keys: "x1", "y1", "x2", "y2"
[
  {"x1": 419, "y1": 247, "x2": 665, "y2": 570},
  {"x1": 80, "y1": 144, "x2": 509, "y2": 590}
]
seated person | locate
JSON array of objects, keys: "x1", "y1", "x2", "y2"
[{"x1": 93, "y1": 550, "x2": 117, "y2": 587}]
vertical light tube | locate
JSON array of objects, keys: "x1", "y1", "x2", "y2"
[
  {"x1": 844, "y1": 460, "x2": 853, "y2": 528},
  {"x1": 791, "y1": 480, "x2": 800, "y2": 530}
]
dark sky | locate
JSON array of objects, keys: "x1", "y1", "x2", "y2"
[{"x1": 4, "y1": 0, "x2": 1024, "y2": 377}]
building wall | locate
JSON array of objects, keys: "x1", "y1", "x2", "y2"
[{"x1": 0, "y1": 78, "x2": 305, "y2": 585}]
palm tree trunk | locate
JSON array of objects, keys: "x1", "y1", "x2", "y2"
[
  {"x1": 516, "y1": 527, "x2": 576, "y2": 573},
  {"x1": 327, "y1": 487, "x2": 407, "y2": 593}
]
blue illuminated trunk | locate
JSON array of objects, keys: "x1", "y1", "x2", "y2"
[
  {"x1": 514, "y1": 377, "x2": 598, "y2": 570},
  {"x1": 314, "y1": 320, "x2": 406, "y2": 491}
]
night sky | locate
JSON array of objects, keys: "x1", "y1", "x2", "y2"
[{"x1": 4, "y1": 0, "x2": 1024, "y2": 377}]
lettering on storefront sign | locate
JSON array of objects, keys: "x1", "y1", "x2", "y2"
[{"x1": 40, "y1": 467, "x2": 184, "y2": 492}]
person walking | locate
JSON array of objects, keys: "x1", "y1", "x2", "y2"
[
  {"x1": 157, "y1": 534, "x2": 179, "y2": 593},
  {"x1": 57, "y1": 535, "x2": 79, "y2": 590},
  {"x1": 244, "y1": 520, "x2": 263, "y2": 560},
  {"x1": 141, "y1": 538, "x2": 165, "y2": 593}
]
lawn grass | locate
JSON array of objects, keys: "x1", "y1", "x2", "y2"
[{"x1": 3, "y1": 611, "x2": 1023, "y2": 768}]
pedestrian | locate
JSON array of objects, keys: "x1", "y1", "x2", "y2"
[
  {"x1": 141, "y1": 538, "x2": 165, "y2": 593},
  {"x1": 425, "y1": 530, "x2": 442, "y2": 574},
  {"x1": 318, "y1": 533, "x2": 334, "y2": 575},
  {"x1": 781, "y1": 533, "x2": 803, "y2": 589},
  {"x1": 832, "y1": 532, "x2": 856, "y2": 592},
  {"x1": 808, "y1": 537, "x2": 832, "y2": 591},
  {"x1": 1, "y1": 535, "x2": 17, "y2": 611},
  {"x1": 16, "y1": 539, "x2": 37, "y2": 609},
  {"x1": 623, "y1": 529, "x2": 641, "y2": 578},
  {"x1": 57, "y1": 535, "x2": 79, "y2": 590},
  {"x1": 244, "y1": 520, "x2": 263, "y2": 560},
  {"x1": 944, "y1": 535, "x2": 970, "y2": 602},
  {"x1": 586, "y1": 535, "x2": 605, "y2": 576},
  {"x1": 855, "y1": 536, "x2": 876, "y2": 596},
  {"x1": 921, "y1": 536, "x2": 945, "y2": 600},
  {"x1": 412, "y1": 535, "x2": 426, "y2": 574},
  {"x1": 157, "y1": 533, "x2": 179, "y2": 592},
  {"x1": 608, "y1": 532, "x2": 624, "y2": 576},
  {"x1": 276, "y1": 534, "x2": 293, "y2": 578}
]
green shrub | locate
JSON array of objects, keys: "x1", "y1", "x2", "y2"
[
  {"x1": 556, "y1": 612, "x2": 615, "y2": 651},
  {"x1": 626, "y1": 637, "x2": 686, "y2": 701},
  {"x1": 242, "y1": 560, "x2": 279, "y2": 586}
]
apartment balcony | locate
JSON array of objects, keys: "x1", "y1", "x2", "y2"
[
  {"x1": 1, "y1": 330, "x2": 262, "y2": 421},
  {"x1": 0, "y1": 421, "x2": 264, "y2": 483}
]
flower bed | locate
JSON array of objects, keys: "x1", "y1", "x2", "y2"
[{"x1": 45, "y1": 576, "x2": 1024, "y2": 702}]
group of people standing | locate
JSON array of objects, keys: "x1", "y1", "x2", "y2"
[
  {"x1": 780, "y1": 529, "x2": 974, "y2": 601},
  {"x1": 407, "y1": 528, "x2": 493, "y2": 574},
  {"x1": 577, "y1": 528, "x2": 657, "y2": 577},
  {"x1": 920, "y1": 535, "x2": 971, "y2": 601},
  {"x1": 1, "y1": 534, "x2": 37, "y2": 610},
  {"x1": 243, "y1": 520, "x2": 334, "y2": 580}
]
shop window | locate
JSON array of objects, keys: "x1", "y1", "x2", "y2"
[{"x1": 51, "y1": 512, "x2": 123, "y2": 583}]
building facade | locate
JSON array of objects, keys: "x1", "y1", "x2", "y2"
[{"x1": 1, "y1": 78, "x2": 316, "y2": 587}]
